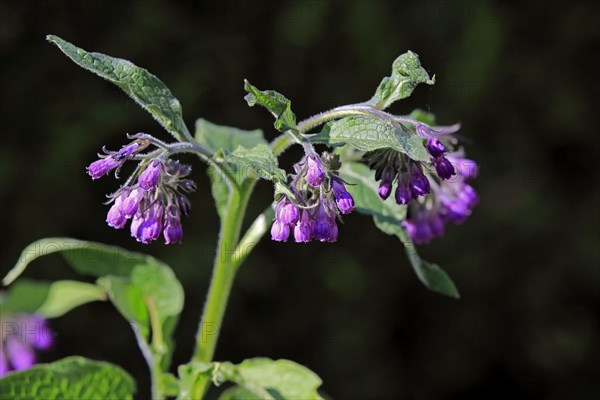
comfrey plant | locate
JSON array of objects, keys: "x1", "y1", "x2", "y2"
[{"x1": 0, "y1": 36, "x2": 477, "y2": 399}]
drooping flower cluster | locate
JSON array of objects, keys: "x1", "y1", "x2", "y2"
[
  {"x1": 0, "y1": 313, "x2": 53, "y2": 377},
  {"x1": 271, "y1": 153, "x2": 354, "y2": 243},
  {"x1": 87, "y1": 139, "x2": 195, "y2": 244},
  {"x1": 365, "y1": 121, "x2": 479, "y2": 244}
]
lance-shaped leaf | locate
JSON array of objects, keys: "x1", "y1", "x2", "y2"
[
  {"x1": 1, "y1": 279, "x2": 106, "y2": 318},
  {"x1": 244, "y1": 80, "x2": 297, "y2": 132},
  {"x1": 313, "y1": 115, "x2": 430, "y2": 162},
  {"x1": 47, "y1": 35, "x2": 190, "y2": 141},
  {"x1": 367, "y1": 51, "x2": 435, "y2": 110},
  {"x1": 0, "y1": 356, "x2": 136, "y2": 400},
  {"x1": 339, "y1": 162, "x2": 459, "y2": 298}
]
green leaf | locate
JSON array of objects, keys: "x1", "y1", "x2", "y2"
[
  {"x1": 2, "y1": 238, "x2": 150, "y2": 286},
  {"x1": 338, "y1": 162, "x2": 407, "y2": 230},
  {"x1": 234, "y1": 358, "x2": 323, "y2": 400},
  {"x1": 195, "y1": 118, "x2": 266, "y2": 153},
  {"x1": 96, "y1": 275, "x2": 150, "y2": 337},
  {"x1": 47, "y1": 35, "x2": 190, "y2": 141},
  {"x1": 313, "y1": 116, "x2": 430, "y2": 162},
  {"x1": 131, "y1": 261, "x2": 184, "y2": 320},
  {"x1": 396, "y1": 228, "x2": 460, "y2": 299},
  {"x1": 339, "y1": 162, "x2": 459, "y2": 298},
  {"x1": 244, "y1": 80, "x2": 297, "y2": 132},
  {"x1": 0, "y1": 356, "x2": 136, "y2": 400},
  {"x1": 195, "y1": 119, "x2": 267, "y2": 219},
  {"x1": 367, "y1": 50, "x2": 435, "y2": 110},
  {"x1": 221, "y1": 144, "x2": 287, "y2": 183},
  {"x1": 219, "y1": 386, "x2": 261, "y2": 400},
  {"x1": 1, "y1": 279, "x2": 106, "y2": 318},
  {"x1": 178, "y1": 358, "x2": 323, "y2": 400},
  {"x1": 407, "y1": 108, "x2": 437, "y2": 125}
]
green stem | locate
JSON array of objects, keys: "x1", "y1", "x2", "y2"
[{"x1": 190, "y1": 181, "x2": 255, "y2": 398}]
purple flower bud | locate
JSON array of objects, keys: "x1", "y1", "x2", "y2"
[
  {"x1": 29, "y1": 316, "x2": 53, "y2": 350},
  {"x1": 378, "y1": 181, "x2": 392, "y2": 200},
  {"x1": 86, "y1": 157, "x2": 120, "y2": 180},
  {"x1": 415, "y1": 123, "x2": 433, "y2": 137},
  {"x1": 306, "y1": 156, "x2": 324, "y2": 187},
  {"x1": 313, "y1": 217, "x2": 331, "y2": 242},
  {"x1": 277, "y1": 199, "x2": 299, "y2": 225},
  {"x1": 410, "y1": 166, "x2": 430, "y2": 197},
  {"x1": 137, "y1": 204, "x2": 163, "y2": 244},
  {"x1": 106, "y1": 198, "x2": 127, "y2": 229},
  {"x1": 138, "y1": 160, "x2": 163, "y2": 191},
  {"x1": 449, "y1": 157, "x2": 478, "y2": 180},
  {"x1": 294, "y1": 212, "x2": 313, "y2": 243},
  {"x1": 114, "y1": 142, "x2": 139, "y2": 160},
  {"x1": 426, "y1": 138, "x2": 446, "y2": 157},
  {"x1": 163, "y1": 219, "x2": 183, "y2": 245},
  {"x1": 121, "y1": 188, "x2": 144, "y2": 217},
  {"x1": 326, "y1": 218, "x2": 339, "y2": 242},
  {"x1": 271, "y1": 220, "x2": 290, "y2": 242},
  {"x1": 332, "y1": 180, "x2": 354, "y2": 214},
  {"x1": 378, "y1": 167, "x2": 394, "y2": 200},
  {"x1": 395, "y1": 179, "x2": 413, "y2": 205},
  {"x1": 434, "y1": 157, "x2": 456, "y2": 180},
  {"x1": 130, "y1": 214, "x2": 144, "y2": 239},
  {"x1": 458, "y1": 183, "x2": 479, "y2": 208},
  {"x1": 6, "y1": 337, "x2": 35, "y2": 371}
]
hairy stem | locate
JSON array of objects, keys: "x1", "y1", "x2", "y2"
[{"x1": 191, "y1": 180, "x2": 255, "y2": 398}]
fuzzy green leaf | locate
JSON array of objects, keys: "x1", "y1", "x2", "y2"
[
  {"x1": 221, "y1": 144, "x2": 287, "y2": 183},
  {"x1": 339, "y1": 162, "x2": 459, "y2": 298},
  {"x1": 195, "y1": 119, "x2": 267, "y2": 219},
  {"x1": 313, "y1": 116, "x2": 430, "y2": 162},
  {"x1": 47, "y1": 35, "x2": 190, "y2": 141},
  {"x1": 7, "y1": 280, "x2": 106, "y2": 318},
  {"x1": 244, "y1": 80, "x2": 297, "y2": 132},
  {"x1": 368, "y1": 50, "x2": 435, "y2": 110},
  {"x1": 0, "y1": 356, "x2": 136, "y2": 400}
]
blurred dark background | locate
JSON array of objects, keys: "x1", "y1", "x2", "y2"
[{"x1": 1, "y1": 0, "x2": 598, "y2": 399}]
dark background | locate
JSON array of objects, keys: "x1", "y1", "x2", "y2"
[{"x1": 1, "y1": 0, "x2": 598, "y2": 399}]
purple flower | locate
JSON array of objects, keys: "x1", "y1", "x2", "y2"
[
  {"x1": 449, "y1": 156, "x2": 478, "y2": 180},
  {"x1": 276, "y1": 198, "x2": 299, "y2": 226},
  {"x1": 395, "y1": 176, "x2": 413, "y2": 205},
  {"x1": 163, "y1": 217, "x2": 183, "y2": 245},
  {"x1": 332, "y1": 180, "x2": 354, "y2": 214},
  {"x1": 410, "y1": 165, "x2": 430, "y2": 197},
  {"x1": 426, "y1": 138, "x2": 446, "y2": 158},
  {"x1": 294, "y1": 211, "x2": 313, "y2": 243},
  {"x1": 306, "y1": 156, "x2": 324, "y2": 187},
  {"x1": 138, "y1": 160, "x2": 163, "y2": 191},
  {"x1": 130, "y1": 214, "x2": 144, "y2": 239},
  {"x1": 378, "y1": 167, "x2": 394, "y2": 200},
  {"x1": 271, "y1": 220, "x2": 290, "y2": 242},
  {"x1": 114, "y1": 142, "x2": 139, "y2": 160},
  {"x1": 106, "y1": 201, "x2": 127, "y2": 229},
  {"x1": 120, "y1": 188, "x2": 144, "y2": 217},
  {"x1": 86, "y1": 157, "x2": 120, "y2": 180},
  {"x1": 434, "y1": 157, "x2": 456, "y2": 180},
  {"x1": 313, "y1": 205, "x2": 337, "y2": 242},
  {"x1": 137, "y1": 204, "x2": 164, "y2": 244},
  {"x1": 0, "y1": 313, "x2": 54, "y2": 377}
]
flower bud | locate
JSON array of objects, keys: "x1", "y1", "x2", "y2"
[
  {"x1": 434, "y1": 157, "x2": 456, "y2": 180},
  {"x1": 332, "y1": 180, "x2": 354, "y2": 214},
  {"x1": 271, "y1": 220, "x2": 290, "y2": 242},
  {"x1": 426, "y1": 138, "x2": 446, "y2": 157},
  {"x1": 294, "y1": 211, "x2": 313, "y2": 243},
  {"x1": 410, "y1": 166, "x2": 431, "y2": 197},
  {"x1": 86, "y1": 157, "x2": 120, "y2": 180},
  {"x1": 138, "y1": 160, "x2": 162, "y2": 191},
  {"x1": 306, "y1": 156, "x2": 324, "y2": 187}
]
